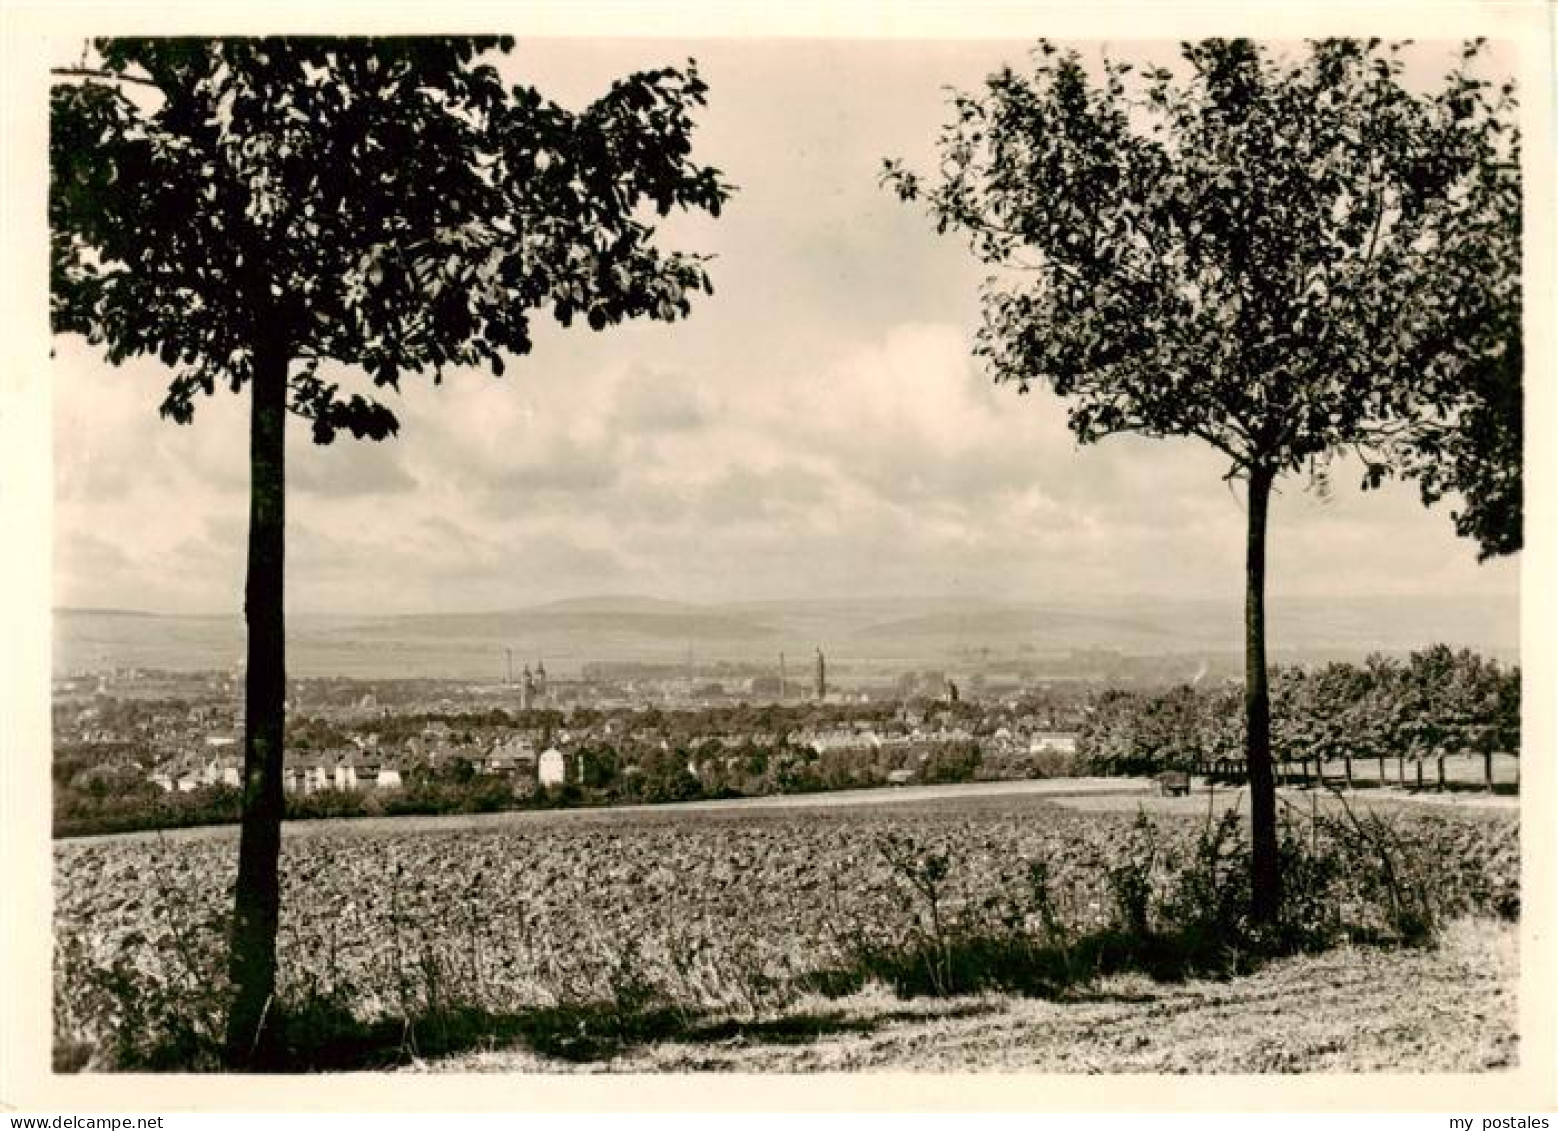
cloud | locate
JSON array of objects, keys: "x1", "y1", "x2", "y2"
[
  {"x1": 693, "y1": 465, "x2": 832, "y2": 526},
  {"x1": 42, "y1": 39, "x2": 1521, "y2": 621},
  {"x1": 284, "y1": 508, "x2": 632, "y2": 613},
  {"x1": 288, "y1": 436, "x2": 418, "y2": 498},
  {"x1": 52, "y1": 531, "x2": 134, "y2": 609},
  {"x1": 609, "y1": 364, "x2": 712, "y2": 434},
  {"x1": 476, "y1": 436, "x2": 625, "y2": 508},
  {"x1": 53, "y1": 345, "x2": 249, "y2": 504}
]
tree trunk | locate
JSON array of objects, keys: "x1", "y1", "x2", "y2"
[
  {"x1": 225, "y1": 339, "x2": 289, "y2": 1066},
  {"x1": 1244, "y1": 465, "x2": 1280, "y2": 924},
  {"x1": 1484, "y1": 748, "x2": 1494, "y2": 792}
]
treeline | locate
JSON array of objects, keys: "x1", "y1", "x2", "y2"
[
  {"x1": 663, "y1": 736, "x2": 987, "y2": 798},
  {"x1": 54, "y1": 763, "x2": 522, "y2": 838},
  {"x1": 54, "y1": 733, "x2": 1036, "y2": 838},
  {"x1": 1080, "y1": 646, "x2": 1519, "y2": 782},
  {"x1": 319, "y1": 694, "x2": 1070, "y2": 745},
  {"x1": 53, "y1": 692, "x2": 1093, "y2": 837}
]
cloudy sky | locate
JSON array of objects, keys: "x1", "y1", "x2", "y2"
[{"x1": 49, "y1": 36, "x2": 1523, "y2": 616}]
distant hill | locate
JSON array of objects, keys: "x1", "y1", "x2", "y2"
[
  {"x1": 52, "y1": 607, "x2": 160, "y2": 619},
  {"x1": 854, "y1": 607, "x2": 1171, "y2": 644},
  {"x1": 526, "y1": 595, "x2": 711, "y2": 616},
  {"x1": 50, "y1": 590, "x2": 1521, "y2": 679},
  {"x1": 370, "y1": 607, "x2": 776, "y2": 642}
]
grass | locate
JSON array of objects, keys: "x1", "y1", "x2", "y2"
[
  {"x1": 411, "y1": 917, "x2": 1516, "y2": 1073},
  {"x1": 104, "y1": 913, "x2": 1508, "y2": 1074}
]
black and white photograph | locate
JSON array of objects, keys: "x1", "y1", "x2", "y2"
[{"x1": 2, "y1": 0, "x2": 1553, "y2": 1111}]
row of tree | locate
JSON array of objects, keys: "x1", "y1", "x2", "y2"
[{"x1": 1079, "y1": 646, "x2": 1519, "y2": 784}]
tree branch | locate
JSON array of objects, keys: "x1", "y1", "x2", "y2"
[
  {"x1": 1360, "y1": 178, "x2": 1387, "y2": 281},
  {"x1": 51, "y1": 66, "x2": 162, "y2": 90}
]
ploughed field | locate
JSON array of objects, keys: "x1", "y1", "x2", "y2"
[{"x1": 53, "y1": 792, "x2": 1520, "y2": 1072}]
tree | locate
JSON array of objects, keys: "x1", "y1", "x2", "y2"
[
  {"x1": 51, "y1": 36, "x2": 730, "y2": 1063},
  {"x1": 1307, "y1": 660, "x2": 1372, "y2": 786},
  {"x1": 1401, "y1": 645, "x2": 1515, "y2": 790},
  {"x1": 885, "y1": 38, "x2": 1518, "y2": 921},
  {"x1": 1493, "y1": 662, "x2": 1522, "y2": 786},
  {"x1": 1345, "y1": 652, "x2": 1411, "y2": 785},
  {"x1": 1192, "y1": 682, "x2": 1246, "y2": 774}
]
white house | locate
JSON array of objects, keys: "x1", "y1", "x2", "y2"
[
  {"x1": 150, "y1": 757, "x2": 205, "y2": 793},
  {"x1": 802, "y1": 728, "x2": 883, "y2": 755},
  {"x1": 333, "y1": 751, "x2": 405, "y2": 791},
  {"x1": 485, "y1": 736, "x2": 537, "y2": 777},
  {"x1": 1030, "y1": 731, "x2": 1079, "y2": 755},
  {"x1": 281, "y1": 751, "x2": 335, "y2": 794},
  {"x1": 334, "y1": 757, "x2": 366, "y2": 792},
  {"x1": 203, "y1": 756, "x2": 242, "y2": 788},
  {"x1": 301, "y1": 756, "x2": 335, "y2": 793},
  {"x1": 538, "y1": 747, "x2": 566, "y2": 787}
]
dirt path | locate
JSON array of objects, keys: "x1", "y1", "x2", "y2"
[
  {"x1": 409, "y1": 919, "x2": 1517, "y2": 1074},
  {"x1": 1049, "y1": 784, "x2": 1519, "y2": 818},
  {"x1": 61, "y1": 774, "x2": 1515, "y2": 849},
  {"x1": 61, "y1": 777, "x2": 1158, "y2": 846}
]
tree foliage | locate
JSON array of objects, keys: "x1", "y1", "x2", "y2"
[
  {"x1": 887, "y1": 36, "x2": 1520, "y2": 921},
  {"x1": 52, "y1": 36, "x2": 730, "y2": 441},
  {"x1": 1079, "y1": 649, "x2": 1519, "y2": 776},
  {"x1": 884, "y1": 38, "x2": 1520, "y2": 545}
]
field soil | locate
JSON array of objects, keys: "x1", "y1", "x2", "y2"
[
  {"x1": 413, "y1": 918, "x2": 1517, "y2": 1073},
  {"x1": 54, "y1": 788, "x2": 1519, "y2": 1073}
]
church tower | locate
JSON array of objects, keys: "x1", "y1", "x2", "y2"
[
  {"x1": 520, "y1": 665, "x2": 534, "y2": 712},
  {"x1": 814, "y1": 648, "x2": 826, "y2": 702},
  {"x1": 535, "y1": 659, "x2": 548, "y2": 700}
]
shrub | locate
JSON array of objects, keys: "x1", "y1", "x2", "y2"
[{"x1": 1105, "y1": 811, "x2": 1158, "y2": 937}]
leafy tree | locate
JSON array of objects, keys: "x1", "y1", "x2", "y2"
[
  {"x1": 1447, "y1": 650, "x2": 1514, "y2": 790},
  {"x1": 920, "y1": 739, "x2": 982, "y2": 783},
  {"x1": 1343, "y1": 653, "x2": 1409, "y2": 784},
  {"x1": 1307, "y1": 661, "x2": 1374, "y2": 784},
  {"x1": 51, "y1": 36, "x2": 729, "y2": 1062},
  {"x1": 1192, "y1": 682, "x2": 1246, "y2": 770},
  {"x1": 1267, "y1": 666, "x2": 1311, "y2": 772},
  {"x1": 1078, "y1": 688, "x2": 1145, "y2": 774},
  {"x1": 1143, "y1": 684, "x2": 1203, "y2": 770},
  {"x1": 1391, "y1": 112, "x2": 1522, "y2": 560},
  {"x1": 1401, "y1": 645, "x2": 1459, "y2": 755},
  {"x1": 1402, "y1": 645, "x2": 1516, "y2": 789},
  {"x1": 1493, "y1": 665, "x2": 1522, "y2": 752},
  {"x1": 638, "y1": 746, "x2": 703, "y2": 803},
  {"x1": 575, "y1": 743, "x2": 620, "y2": 790},
  {"x1": 886, "y1": 38, "x2": 1518, "y2": 921}
]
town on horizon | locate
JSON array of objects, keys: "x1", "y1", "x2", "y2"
[{"x1": 32, "y1": 27, "x2": 1533, "y2": 1084}]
